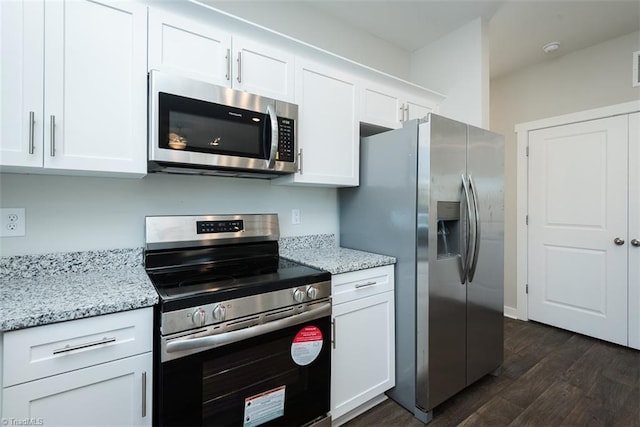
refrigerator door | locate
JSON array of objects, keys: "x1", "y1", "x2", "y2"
[
  {"x1": 339, "y1": 122, "x2": 420, "y2": 413},
  {"x1": 466, "y1": 125, "x2": 504, "y2": 385},
  {"x1": 416, "y1": 114, "x2": 469, "y2": 412}
]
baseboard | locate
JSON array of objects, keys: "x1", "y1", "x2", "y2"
[{"x1": 504, "y1": 306, "x2": 518, "y2": 319}]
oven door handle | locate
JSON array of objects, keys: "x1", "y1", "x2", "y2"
[{"x1": 165, "y1": 303, "x2": 331, "y2": 354}]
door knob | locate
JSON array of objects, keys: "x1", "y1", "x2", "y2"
[
  {"x1": 631, "y1": 239, "x2": 640, "y2": 247},
  {"x1": 614, "y1": 237, "x2": 625, "y2": 246}
]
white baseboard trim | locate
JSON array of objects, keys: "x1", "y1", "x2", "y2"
[{"x1": 504, "y1": 306, "x2": 518, "y2": 319}]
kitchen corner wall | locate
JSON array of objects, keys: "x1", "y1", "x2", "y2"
[
  {"x1": 492, "y1": 30, "x2": 640, "y2": 314},
  {"x1": 409, "y1": 17, "x2": 490, "y2": 128},
  {"x1": 0, "y1": 173, "x2": 338, "y2": 257}
]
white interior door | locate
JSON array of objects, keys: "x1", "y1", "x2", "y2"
[{"x1": 528, "y1": 115, "x2": 628, "y2": 346}]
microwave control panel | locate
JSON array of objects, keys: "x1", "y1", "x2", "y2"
[{"x1": 277, "y1": 118, "x2": 295, "y2": 162}]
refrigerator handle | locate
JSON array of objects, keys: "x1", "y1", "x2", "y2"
[
  {"x1": 461, "y1": 174, "x2": 473, "y2": 284},
  {"x1": 468, "y1": 175, "x2": 481, "y2": 282}
]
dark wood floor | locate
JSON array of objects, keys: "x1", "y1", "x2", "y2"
[{"x1": 344, "y1": 318, "x2": 640, "y2": 427}]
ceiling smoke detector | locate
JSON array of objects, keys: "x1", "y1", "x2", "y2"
[{"x1": 543, "y1": 42, "x2": 560, "y2": 54}]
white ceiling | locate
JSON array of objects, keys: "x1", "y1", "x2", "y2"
[{"x1": 306, "y1": 0, "x2": 640, "y2": 79}]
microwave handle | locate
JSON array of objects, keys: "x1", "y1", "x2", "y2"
[{"x1": 266, "y1": 104, "x2": 279, "y2": 169}]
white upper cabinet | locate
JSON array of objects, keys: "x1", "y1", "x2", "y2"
[
  {"x1": 0, "y1": 0, "x2": 147, "y2": 176},
  {"x1": 360, "y1": 80, "x2": 441, "y2": 129},
  {"x1": 148, "y1": 9, "x2": 231, "y2": 87},
  {"x1": 0, "y1": 0, "x2": 44, "y2": 169},
  {"x1": 148, "y1": 9, "x2": 295, "y2": 102},
  {"x1": 275, "y1": 58, "x2": 359, "y2": 187}
]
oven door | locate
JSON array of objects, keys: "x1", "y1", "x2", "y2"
[{"x1": 156, "y1": 312, "x2": 331, "y2": 427}]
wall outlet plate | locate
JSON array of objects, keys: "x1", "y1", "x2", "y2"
[{"x1": 1, "y1": 208, "x2": 26, "y2": 237}]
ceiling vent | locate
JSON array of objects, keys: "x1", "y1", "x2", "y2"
[{"x1": 634, "y1": 50, "x2": 640, "y2": 87}]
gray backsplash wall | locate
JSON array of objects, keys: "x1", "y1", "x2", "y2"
[{"x1": 0, "y1": 173, "x2": 338, "y2": 257}]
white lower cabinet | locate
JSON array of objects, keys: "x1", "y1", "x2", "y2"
[
  {"x1": 331, "y1": 265, "x2": 395, "y2": 424},
  {"x1": 1, "y1": 308, "x2": 153, "y2": 426},
  {"x1": 3, "y1": 353, "x2": 152, "y2": 426}
]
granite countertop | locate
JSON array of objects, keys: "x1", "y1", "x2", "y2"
[
  {"x1": 0, "y1": 234, "x2": 393, "y2": 332},
  {"x1": 0, "y1": 249, "x2": 158, "y2": 332},
  {"x1": 279, "y1": 234, "x2": 396, "y2": 275}
]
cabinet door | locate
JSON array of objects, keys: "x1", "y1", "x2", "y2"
[
  {"x1": 360, "y1": 82, "x2": 402, "y2": 130},
  {"x1": 148, "y1": 9, "x2": 232, "y2": 86},
  {"x1": 277, "y1": 58, "x2": 359, "y2": 187},
  {"x1": 331, "y1": 291, "x2": 395, "y2": 420},
  {"x1": 0, "y1": 0, "x2": 44, "y2": 169},
  {"x1": 404, "y1": 93, "x2": 435, "y2": 121},
  {"x1": 3, "y1": 352, "x2": 152, "y2": 426},
  {"x1": 232, "y1": 36, "x2": 295, "y2": 102},
  {"x1": 43, "y1": 0, "x2": 147, "y2": 175},
  {"x1": 629, "y1": 112, "x2": 640, "y2": 350}
]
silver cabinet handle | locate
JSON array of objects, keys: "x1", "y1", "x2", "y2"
[
  {"x1": 468, "y1": 175, "x2": 481, "y2": 282},
  {"x1": 225, "y1": 48, "x2": 230, "y2": 81},
  {"x1": 298, "y1": 148, "x2": 303, "y2": 174},
  {"x1": 399, "y1": 105, "x2": 405, "y2": 123},
  {"x1": 614, "y1": 237, "x2": 625, "y2": 246},
  {"x1": 404, "y1": 104, "x2": 409, "y2": 121},
  {"x1": 50, "y1": 115, "x2": 56, "y2": 157},
  {"x1": 141, "y1": 371, "x2": 147, "y2": 418},
  {"x1": 265, "y1": 104, "x2": 278, "y2": 169},
  {"x1": 236, "y1": 51, "x2": 242, "y2": 83},
  {"x1": 354, "y1": 281, "x2": 376, "y2": 289},
  {"x1": 28, "y1": 111, "x2": 35, "y2": 154},
  {"x1": 332, "y1": 319, "x2": 336, "y2": 349},
  {"x1": 52, "y1": 336, "x2": 116, "y2": 355},
  {"x1": 460, "y1": 174, "x2": 473, "y2": 284},
  {"x1": 631, "y1": 239, "x2": 640, "y2": 247}
]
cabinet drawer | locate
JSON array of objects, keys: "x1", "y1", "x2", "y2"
[
  {"x1": 332, "y1": 265, "x2": 394, "y2": 305},
  {"x1": 3, "y1": 307, "x2": 153, "y2": 387}
]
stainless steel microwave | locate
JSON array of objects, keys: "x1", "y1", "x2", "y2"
[{"x1": 148, "y1": 70, "x2": 298, "y2": 178}]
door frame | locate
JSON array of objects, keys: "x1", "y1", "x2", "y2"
[{"x1": 514, "y1": 100, "x2": 640, "y2": 321}]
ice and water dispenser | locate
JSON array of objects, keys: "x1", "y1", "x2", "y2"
[{"x1": 436, "y1": 201, "x2": 461, "y2": 258}]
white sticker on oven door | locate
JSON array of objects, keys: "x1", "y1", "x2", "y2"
[
  {"x1": 291, "y1": 325, "x2": 323, "y2": 366},
  {"x1": 243, "y1": 385, "x2": 286, "y2": 427}
]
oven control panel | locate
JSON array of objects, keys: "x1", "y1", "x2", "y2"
[
  {"x1": 197, "y1": 220, "x2": 244, "y2": 234},
  {"x1": 162, "y1": 280, "x2": 331, "y2": 335}
]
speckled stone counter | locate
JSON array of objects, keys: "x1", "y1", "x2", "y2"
[
  {"x1": 0, "y1": 249, "x2": 158, "y2": 331},
  {"x1": 279, "y1": 234, "x2": 396, "y2": 275}
]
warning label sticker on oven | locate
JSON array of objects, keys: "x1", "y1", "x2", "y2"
[
  {"x1": 291, "y1": 325, "x2": 323, "y2": 366},
  {"x1": 243, "y1": 385, "x2": 286, "y2": 427}
]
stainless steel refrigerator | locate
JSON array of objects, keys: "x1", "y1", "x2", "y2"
[{"x1": 339, "y1": 113, "x2": 504, "y2": 423}]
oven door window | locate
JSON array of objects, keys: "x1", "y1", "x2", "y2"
[
  {"x1": 158, "y1": 317, "x2": 330, "y2": 427},
  {"x1": 158, "y1": 93, "x2": 271, "y2": 160}
]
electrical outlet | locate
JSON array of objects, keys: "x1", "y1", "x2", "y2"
[
  {"x1": 1, "y1": 208, "x2": 26, "y2": 237},
  {"x1": 291, "y1": 209, "x2": 301, "y2": 225}
]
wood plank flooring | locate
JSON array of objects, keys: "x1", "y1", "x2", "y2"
[{"x1": 343, "y1": 318, "x2": 640, "y2": 427}]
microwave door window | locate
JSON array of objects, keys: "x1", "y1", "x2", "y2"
[{"x1": 159, "y1": 93, "x2": 267, "y2": 159}]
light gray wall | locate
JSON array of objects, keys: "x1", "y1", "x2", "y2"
[
  {"x1": 491, "y1": 30, "x2": 640, "y2": 312},
  {"x1": 0, "y1": 173, "x2": 337, "y2": 257},
  {"x1": 410, "y1": 18, "x2": 490, "y2": 128},
  {"x1": 204, "y1": 1, "x2": 411, "y2": 80}
]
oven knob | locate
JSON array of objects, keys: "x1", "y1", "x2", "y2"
[
  {"x1": 191, "y1": 308, "x2": 207, "y2": 327},
  {"x1": 212, "y1": 304, "x2": 226, "y2": 321},
  {"x1": 292, "y1": 288, "x2": 306, "y2": 303},
  {"x1": 306, "y1": 286, "x2": 319, "y2": 300}
]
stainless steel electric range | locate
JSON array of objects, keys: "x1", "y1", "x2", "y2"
[{"x1": 144, "y1": 214, "x2": 332, "y2": 427}]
